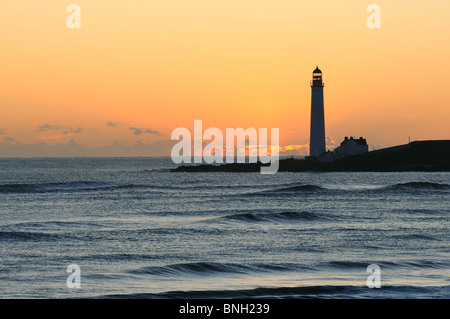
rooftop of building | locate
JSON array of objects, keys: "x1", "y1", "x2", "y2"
[{"x1": 340, "y1": 136, "x2": 368, "y2": 146}]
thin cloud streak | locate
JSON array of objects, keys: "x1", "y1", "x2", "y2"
[{"x1": 129, "y1": 127, "x2": 160, "y2": 135}]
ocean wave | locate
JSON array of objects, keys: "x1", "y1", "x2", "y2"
[
  {"x1": 128, "y1": 262, "x2": 306, "y2": 277},
  {"x1": 384, "y1": 182, "x2": 450, "y2": 191},
  {"x1": 402, "y1": 260, "x2": 450, "y2": 269},
  {"x1": 267, "y1": 184, "x2": 324, "y2": 193},
  {"x1": 0, "y1": 181, "x2": 136, "y2": 194},
  {"x1": 0, "y1": 231, "x2": 62, "y2": 241},
  {"x1": 140, "y1": 168, "x2": 171, "y2": 173},
  {"x1": 390, "y1": 208, "x2": 449, "y2": 215},
  {"x1": 281, "y1": 181, "x2": 450, "y2": 193},
  {"x1": 247, "y1": 181, "x2": 450, "y2": 197},
  {"x1": 2, "y1": 220, "x2": 107, "y2": 231},
  {"x1": 9, "y1": 180, "x2": 445, "y2": 195},
  {"x1": 217, "y1": 211, "x2": 321, "y2": 223},
  {"x1": 323, "y1": 260, "x2": 411, "y2": 270},
  {"x1": 325, "y1": 261, "x2": 376, "y2": 269},
  {"x1": 100, "y1": 284, "x2": 450, "y2": 299},
  {"x1": 390, "y1": 233, "x2": 437, "y2": 241},
  {"x1": 325, "y1": 260, "x2": 450, "y2": 270},
  {"x1": 78, "y1": 253, "x2": 164, "y2": 262},
  {"x1": 245, "y1": 184, "x2": 326, "y2": 197},
  {"x1": 0, "y1": 181, "x2": 270, "y2": 193}
]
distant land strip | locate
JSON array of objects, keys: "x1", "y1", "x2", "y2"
[{"x1": 171, "y1": 140, "x2": 450, "y2": 172}]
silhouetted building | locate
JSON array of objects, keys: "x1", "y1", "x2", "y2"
[
  {"x1": 309, "y1": 66, "x2": 326, "y2": 157},
  {"x1": 333, "y1": 137, "x2": 368, "y2": 158}
]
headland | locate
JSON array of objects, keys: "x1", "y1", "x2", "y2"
[{"x1": 171, "y1": 140, "x2": 450, "y2": 172}]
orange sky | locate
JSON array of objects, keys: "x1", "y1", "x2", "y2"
[{"x1": 0, "y1": 1, "x2": 449, "y2": 156}]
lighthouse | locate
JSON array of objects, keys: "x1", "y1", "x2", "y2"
[{"x1": 309, "y1": 66, "x2": 326, "y2": 157}]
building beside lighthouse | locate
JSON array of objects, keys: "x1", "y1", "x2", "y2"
[
  {"x1": 309, "y1": 66, "x2": 326, "y2": 157},
  {"x1": 333, "y1": 137, "x2": 369, "y2": 159}
]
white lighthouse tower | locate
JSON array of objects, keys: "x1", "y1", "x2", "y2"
[{"x1": 309, "y1": 66, "x2": 326, "y2": 157}]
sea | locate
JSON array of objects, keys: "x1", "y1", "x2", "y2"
[{"x1": 0, "y1": 157, "x2": 449, "y2": 299}]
